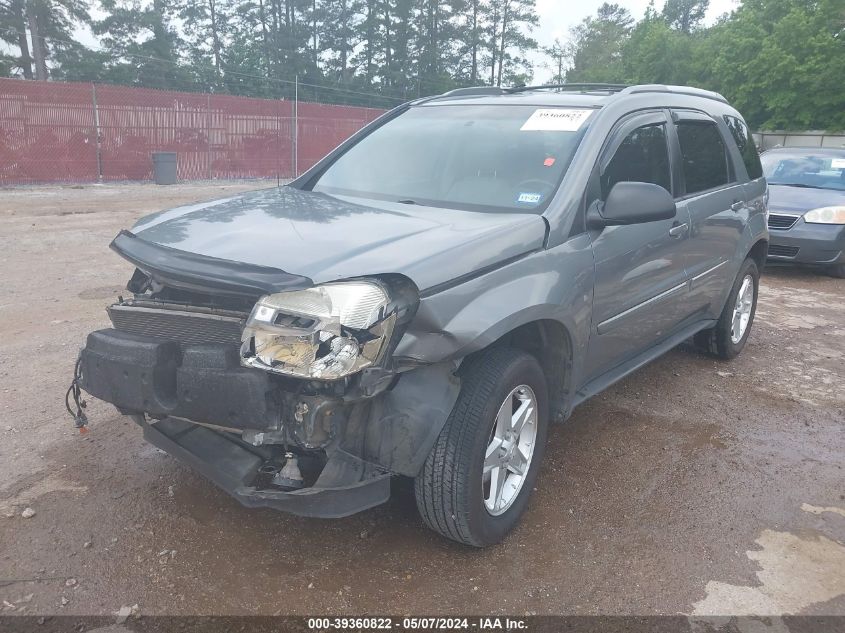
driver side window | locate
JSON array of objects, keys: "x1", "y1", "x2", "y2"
[{"x1": 601, "y1": 124, "x2": 671, "y2": 198}]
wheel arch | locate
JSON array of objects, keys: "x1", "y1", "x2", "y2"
[
  {"x1": 748, "y1": 238, "x2": 768, "y2": 272},
  {"x1": 473, "y1": 318, "x2": 575, "y2": 423}
]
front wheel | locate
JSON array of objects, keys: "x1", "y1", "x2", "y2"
[
  {"x1": 694, "y1": 258, "x2": 759, "y2": 359},
  {"x1": 414, "y1": 347, "x2": 549, "y2": 547}
]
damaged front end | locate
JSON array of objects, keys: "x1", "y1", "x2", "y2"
[{"x1": 75, "y1": 232, "x2": 459, "y2": 518}]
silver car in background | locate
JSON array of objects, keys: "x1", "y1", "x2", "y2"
[{"x1": 762, "y1": 147, "x2": 845, "y2": 277}]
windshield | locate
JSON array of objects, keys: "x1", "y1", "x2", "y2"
[
  {"x1": 761, "y1": 150, "x2": 845, "y2": 191},
  {"x1": 311, "y1": 104, "x2": 593, "y2": 212}
]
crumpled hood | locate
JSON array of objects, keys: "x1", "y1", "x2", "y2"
[
  {"x1": 768, "y1": 184, "x2": 845, "y2": 214},
  {"x1": 131, "y1": 186, "x2": 547, "y2": 292}
]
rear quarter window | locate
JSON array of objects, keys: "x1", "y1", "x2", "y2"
[
  {"x1": 724, "y1": 115, "x2": 763, "y2": 180},
  {"x1": 676, "y1": 121, "x2": 730, "y2": 195}
]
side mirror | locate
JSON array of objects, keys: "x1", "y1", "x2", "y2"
[{"x1": 587, "y1": 181, "x2": 677, "y2": 229}]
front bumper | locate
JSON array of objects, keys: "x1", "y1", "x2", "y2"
[
  {"x1": 137, "y1": 416, "x2": 390, "y2": 518},
  {"x1": 767, "y1": 217, "x2": 845, "y2": 265},
  {"x1": 80, "y1": 329, "x2": 278, "y2": 429},
  {"x1": 78, "y1": 328, "x2": 391, "y2": 517}
]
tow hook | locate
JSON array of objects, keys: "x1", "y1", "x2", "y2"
[{"x1": 272, "y1": 452, "x2": 304, "y2": 489}]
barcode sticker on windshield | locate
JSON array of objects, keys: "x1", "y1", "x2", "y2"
[
  {"x1": 521, "y1": 108, "x2": 593, "y2": 132},
  {"x1": 831, "y1": 159, "x2": 845, "y2": 169}
]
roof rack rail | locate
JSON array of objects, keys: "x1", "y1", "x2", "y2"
[
  {"x1": 440, "y1": 86, "x2": 510, "y2": 97},
  {"x1": 509, "y1": 83, "x2": 629, "y2": 93},
  {"x1": 620, "y1": 84, "x2": 728, "y2": 104}
]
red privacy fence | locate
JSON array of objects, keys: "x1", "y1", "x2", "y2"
[{"x1": 0, "y1": 78, "x2": 386, "y2": 184}]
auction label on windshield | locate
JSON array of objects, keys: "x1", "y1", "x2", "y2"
[{"x1": 520, "y1": 108, "x2": 592, "y2": 131}]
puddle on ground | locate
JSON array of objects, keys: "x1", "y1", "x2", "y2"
[
  {"x1": 801, "y1": 503, "x2": 845, "y2": 519},
  {"x1": 692, "y1": 506, "x2": 845, "y2": 617}
]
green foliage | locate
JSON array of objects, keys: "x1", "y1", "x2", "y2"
[
  {"x1": 563, "y1": 0, "x2": 845, "y2": 131},
  {"x1": 661, "y1": 0, "x2": 709, "y2": 33},
  {"x1": 620, "y1": 12, "x2": 696, "y2": 85},
  {"x1": 93, "y1": 0, "x2": 196, "y2": 89},
  {"x1": 566, "y1": 3, "x2": 634, "y2": 83},
  {"x1": 699, "y1": 0, "x2": 845, "y2": 130},
  {"x1": 0, "y1": 0, "x2": 842, "y2": 131},
  {"x1": 0, "y1": 0, "x2": 92, "y2": 79},
  {"x1": 542, "y1": 38, "x2": 566, "y2": 84},
  {"x1": 0, "y1": 0, "x2": 542, "y2": 104}
]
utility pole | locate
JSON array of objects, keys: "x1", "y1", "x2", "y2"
[
  {"x1": 91, "y1": 84, "x2": 103, "y2": 181},
  {"x1": 293, "y1": 75, "x2": 299, "y2": 178},
  {"x1": 206, "y1": 94, "x2": 212, "y2": 180}
]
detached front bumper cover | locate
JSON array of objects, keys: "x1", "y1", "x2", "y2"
[
  {"x1": 77, "y1": 328, "x2": 392, "y2": 517},
  {"x1": 138, "y1": 416, "x2": 390, "y2": 518}
]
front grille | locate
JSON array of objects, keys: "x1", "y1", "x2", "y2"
[
  {"x1": 108, "y1": 303, "x2": 246, "y2": 346},
  {"x1": 768, "y1": 244, "x2": 800, "y2": 258},
  {"x1": 768, "y1": 213, "x2": 800, "y2": 230}
]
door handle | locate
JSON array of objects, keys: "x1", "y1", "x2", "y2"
[
  {"x1": 731, "y1": 200, "x2": 744, "y2": 212},
  {"x1": 669, "y1": 222, "x2": 689, "y2": 238}
]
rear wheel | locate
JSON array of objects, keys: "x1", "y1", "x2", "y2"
[
  {"x1": 414, "y1": 347, "x2": 548, "y2": 547},
  {"x1": 694, "y1": 258, "x2": 759, "y2": 359}
]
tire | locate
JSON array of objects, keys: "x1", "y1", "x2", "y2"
[
  {"x1": 694, "y1": 258, "x2": 759, "y2": 359},
  {"x1": 827, "y1": 264, "x2": 845, "y2": 279},
  {"x1": 414, "y1": 347, "x2": 549, "y2": 547}
]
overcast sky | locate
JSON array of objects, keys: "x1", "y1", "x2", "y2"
[{"x1": 530, "y1": 0, "x2": 739, "y2": 81}]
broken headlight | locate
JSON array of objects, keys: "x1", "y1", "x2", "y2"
[{"x1": 240, "y1": 278, "x2": 416, "y2": 380}]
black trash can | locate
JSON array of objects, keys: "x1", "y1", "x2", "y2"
[{"x1": 151, "y1": 151, "x2": 177, "y2": 185}]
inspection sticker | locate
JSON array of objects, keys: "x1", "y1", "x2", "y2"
[
  {"x1": 831, "y1": 158, "x2": 845, "y2": 169},
  {"x1": 520, "y1": 108, "x2": 592, "y2": 132},
  {"x1": 517, "y1": 192, "x2": 543, "y2": 204}
]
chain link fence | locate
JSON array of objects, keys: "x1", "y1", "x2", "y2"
[{"x1": 0, "y1": 78, "x2": 386, "y2": 185}]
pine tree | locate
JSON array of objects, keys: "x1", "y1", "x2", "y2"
[
  {"x1": 662, "y1": 0, "x2": 709, "y2": 34},
  {"x1": 0, "y1": 0, "x2": 91, "y2": 79},
  {"x1": 486, "y1": 0, "x2": 537, "y2": 87},
  {"x1": 95, "y1": 0, "x2": 194, "y2": 89},
  {"x1": 566, "y1": 2, "x2": 633, "y2": 83},
  {"x1": 175, "y1": 0, "x2": 231, "y2": 90},
  {"x1": 542, "y1": 37, "x2": 566, "y2": 84}
]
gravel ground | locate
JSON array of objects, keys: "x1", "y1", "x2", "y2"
[{"x1": 0, "y1": 183, "x2": 843, "y2": 619}]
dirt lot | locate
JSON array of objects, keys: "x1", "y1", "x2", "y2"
[{"x1": 0, "y1": 183, "x2": 843, "y2": 618}]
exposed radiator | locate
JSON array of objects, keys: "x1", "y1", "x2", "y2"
[{"x1": 108, "y1": 303, "x2": 246, "y2": 346}]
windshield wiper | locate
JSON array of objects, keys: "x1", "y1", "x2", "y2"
[
  {"x1": 397, "y1": 199, "x2": 418, "y2": 205},
  {"x1": 771, "y1": 182, "x2": 827, "y2": 189}
]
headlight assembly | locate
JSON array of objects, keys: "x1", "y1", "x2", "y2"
[
  {"x1": 240, "y1": 277, "x2": 417, "y2": 380},
  {"x1": 804, "y1": 206, "x2": 845, "y2": 225}
]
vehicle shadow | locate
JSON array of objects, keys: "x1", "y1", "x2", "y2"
[{"x1": 762, "y1": 262, "x2": 836, "y2": 282}]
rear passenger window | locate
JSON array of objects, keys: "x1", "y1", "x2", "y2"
[
  {"x1": 676, "y1": 121, "x2": 729, "y2": 194},
  {"x1": 602, "y1": 124, "x2": 671, "y2": 197},
  {"x1": 724, "y1": 115, "x2": 763, "y2": 179}
]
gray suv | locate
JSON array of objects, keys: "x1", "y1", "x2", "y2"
[{"x1": 72, "y1": 84, "x2": 768, "y2": 546}]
